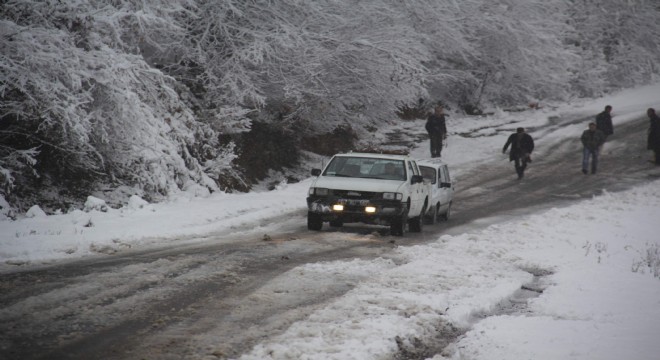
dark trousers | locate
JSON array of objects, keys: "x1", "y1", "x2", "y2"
[
  {"x1": 429, "y1": 133, "x2": 444, "y2": 158},
  {"x1": 514, "y1": 154, "x2": 529, "y2": 179}
]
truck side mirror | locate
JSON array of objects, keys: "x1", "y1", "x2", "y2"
[
  {"x1": 311, "y1": 169, "x2": 322, "y2": 176},
  {"x1": 411, "y1": 175, "x2": 424, "y2": 184},
  {"x1": 440, "y1": 182, "x2": 451, "y2": 188}
]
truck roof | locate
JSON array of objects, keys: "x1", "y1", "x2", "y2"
[
  {"x1": 417, "y1": 158, "x2": 449, "y2": 167},
  {"x1": 333, "y1": 152, "x2": 414, "y2": 161}
]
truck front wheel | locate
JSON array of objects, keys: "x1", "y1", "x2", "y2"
[
  {"x1": 440, "y1": 202, "x2": 452, "y2": 221},
  {"x1": 307, "y1": 212, "x2": 323, "y2": 231},
  {"x1": 424, "y1": 204, "x2": 438, "y2": 225},
  {"x1": 408, "y1": 203, "x2": 426, "y2": 233},
  {"x1": 390, "y1": 215, "x2": 406, "y2": 236}
]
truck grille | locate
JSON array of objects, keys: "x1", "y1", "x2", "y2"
[{"x1": 332, "y1": 190, "x2": 378, "y2": 200}]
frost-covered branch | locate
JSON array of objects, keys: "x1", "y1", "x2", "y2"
[{"x1": 1, "y1": 0, "x2": 659, "y2": 209}]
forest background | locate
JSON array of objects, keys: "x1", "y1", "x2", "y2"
[{"x1": 1, "y1": 0, "x2": 659, "y2": 214}]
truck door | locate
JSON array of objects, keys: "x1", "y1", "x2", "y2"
[
  {"x1": 408, "y1": 160, "x2": 424, "y2": 215},
  {"x1": 439, "y1": 165, "x2": 451, "y2": 212}
]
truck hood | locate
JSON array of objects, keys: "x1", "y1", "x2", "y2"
[{"x1": 311, "y1": 176, "x2": 406, "y2": 193}]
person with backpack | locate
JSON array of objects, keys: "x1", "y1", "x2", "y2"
[{"x1": 502, "y1": 127, "x2": 535, "y2": 179}]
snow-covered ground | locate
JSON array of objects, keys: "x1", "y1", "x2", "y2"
[
  {"x1": 240, "y1": 183, "x2": 660, "y2": 360},
  {"x1": 1, "y1": 84, "x2": 660, "y2": 359}
]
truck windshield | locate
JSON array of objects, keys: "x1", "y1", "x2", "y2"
[{"x1": 323, "y1": 157, "x2": 406, "y2": 181}]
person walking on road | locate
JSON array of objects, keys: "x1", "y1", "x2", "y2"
[
  {"x1": 647, "y1": 108, "x2": 660, "y2": 165},
  {"x1": 595, "y1": 105, "x2": 614, "y2": 154},
  {"x1": 502, "y1": 127, "x2": 535, "y2": 179},
  {"x1": 596, "y1": 105, "x2": 614, "y2": 140},
  {"x1": 425, "y1": 105, "x2": 447, "y2": 158},
  {"x1": 581, "y1": 122, "x2": 606, "y2": 174}
]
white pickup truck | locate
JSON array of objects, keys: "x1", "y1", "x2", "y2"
[{"x1": 306, "y1": 152, "x2": 429, "y2": 236}]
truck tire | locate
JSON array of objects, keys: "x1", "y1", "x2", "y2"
[
  {"x1": 408, "y1": 203, "x2": 425, "y2": 232},
  {"x1": 440, "y1": 202, "x2": 452, "y2": 221},
  {"x1": 424, "y1": 204, "x2": 438, "y2": 225},
  {"x1": 307, "y1": 212, "x2": 323, "y2": 231},
  {"x1": 408, "y1": 216, "x2": 422, "y2": 232},
  {"x1": 390, "y1": 215, "x2": 405, "y2": 236},
  {"x1": 391, "y1": 200, "x2": 411, "y2": 236}
]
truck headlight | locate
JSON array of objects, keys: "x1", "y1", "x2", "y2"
[
  {"x1": 382, "y1": 192, "x2": 402, "y2": 200},
  {"x1": 332, "y1": 204, "x2": 344, "y2": 211},
  {"x1": 309, "y1": 187, "x2": 329, "y2": 196}
]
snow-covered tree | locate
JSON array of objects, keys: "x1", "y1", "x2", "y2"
[
  {"x1": 417, "y1": 0, "x2": 579, "y2": 108},
  {"x1": 1, "y1": 0, "x2": 659, "y2": 210},
  {"x1": 179, "y1": 0, "x2": 435, "y2": 135},
  {"x1": 565, "y1": 0, "x2": 660, "y2": 96},
  {"x1": 1, "y1": 0, "x2": 227, "y2": 207}
]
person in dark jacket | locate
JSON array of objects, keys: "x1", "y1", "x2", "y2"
[
  {"x1": 581, "y1": 122, "x2": 606, "y2": 174},
  {"x1": 595, "y1": 105, "x2": 614, "y2": 154},
  {"x1": 502, "y1": 127, "x2": 535, "y2": 179},
  {"x1": 647, "y1": 108, "x2": 660, "y2": 165},
  {"x1": 425, "y1": 105, "x2": 447, "y2": 158},
  {"x1": 596, "y1": 105, "x2": 614, "y2": 138}
]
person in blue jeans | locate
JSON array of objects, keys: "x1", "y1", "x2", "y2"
[{"x1": 581, "y1": 122, "x2": 606, "y2": 174}]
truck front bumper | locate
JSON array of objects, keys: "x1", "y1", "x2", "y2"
[{"x1": 306, "y1": 196, "x2": 406, "y2": 224}]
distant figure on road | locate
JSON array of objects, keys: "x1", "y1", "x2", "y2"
[
  {"x1": 425, "y1": 105, "x2": 447, "y2": 158},
  {"x1": 596, "y1": 105, "x2": 614, "y2": 139},
  {"x1": 647, "y1": 108, "x2": 660, "y2": 165},
  {"x1": 581, "y1": 122, "x2": 606, "y2": 174},
  {"x1": 595, "y1": 105, "x2": 614, "y2": 154},
  {"x1": 502, "y1": 127, "x2": 535, "y2": 179}
]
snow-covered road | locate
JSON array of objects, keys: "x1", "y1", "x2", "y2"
[{"x1": 1, "y1": 84, "x2": 659, "y2": 359}]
